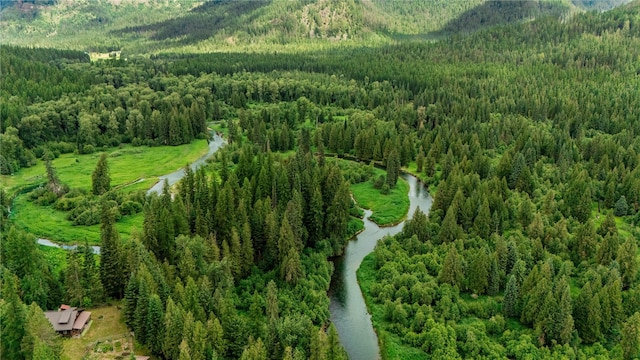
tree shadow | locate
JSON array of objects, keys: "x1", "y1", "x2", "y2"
[
  {"x1": 113, "y1": 0, "x2": 271, "y2": 45},
  {"x1": 428, "y1": 0, "x2": 570, "y2": 37}
]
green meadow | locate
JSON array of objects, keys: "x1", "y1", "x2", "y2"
[
  {"x1": 3, "y1": 140, "x2": 210, "y2": 245},
  {"x1": 1, "y1": 140, "x2": 209, "y2": 194},
  {"x1": 351, "y1": 178, "x2": 410, "y2": 226}
]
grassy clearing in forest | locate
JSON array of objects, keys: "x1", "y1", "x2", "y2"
[
  {"x1": 1, "y1": 140, "x2": 209, "y2": 194},
  {"x1": 351, "y1": 178, "x2": 410, "y2": 226},
  {"x1": 10, "y1": 195, "x2": 143, "y2": 245},
  {"x1": 3, "y1": 141, "x2": 208, "y2": 244},
  {"x1": 62, "y1": 304, "x2": 138, "y2": 360}
]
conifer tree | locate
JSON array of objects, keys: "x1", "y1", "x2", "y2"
[
  {"x1": 554, "y1": 277, "x2": 574, "y2": 345},
  {"x1": 439, "y1": 205, "x2": 463, "y2": 243},
  {"x1": 574, "y1": 220, "x2": 597, "y2": 262},
  {"x1": 596, "y1": 233, "x2": 620, "y2": 266},
  {"x1": 503, "y1": 275, "x2": 519, "y2": 318},
  {"x1": 615, "y1": 195, "x2": 629, "y2": 216},
  {"x1": 386, "y1": 149, "x2": 400, "y2": 187},
  {"x1": 164, "y1": 298, "x2": 185, "y2": 360},
  {"x1": 21, "y1": 303, "x2": 62, "y2": 360},
  {"x1": 439, "y1": 245, "x2": 464, "y2": 288},
  {"x1": 146, "y1": 294, "x2": 165, "y2": 355},
  {"x1": 0, "y1": 270, "x2": 27, "y2": 360},
  {"x1": 100, "y1": 199, "x2": 125, "y2": 299},
  {"x1": 473, "y1": 199, "x2": 491, "y2": 239},
  {"x1": 92, "y1": 152, "x2": 110, "y2": 195},
  {"x1": 574, "y1": 282, "x2": 602, "y2": 344},
  {"x1": 622, "y1": 312, "x2": 640, "y2": 360},
  {"x1": 619, "y1": 236, "x2": 638, "y2": 289}
]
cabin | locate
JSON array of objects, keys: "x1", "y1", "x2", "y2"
[{"x1": 44, "y1": 305, "x2": 92, "y2": 337}]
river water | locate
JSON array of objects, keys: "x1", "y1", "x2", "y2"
[
  {"x1": 328, "y1": 173, "x2": 433, "y2": 360},
  {"x1": 37, "y1": 133, "x2": 226, "y2": 252},
  {"x1": 147, "y1": 133, "x2": 226, "y2": 195}
]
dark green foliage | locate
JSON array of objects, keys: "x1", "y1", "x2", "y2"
[
  {"x1": 622, "y1": 312, "x2": 640, "y2": 360},
  {"x1": 100, "y1": 199, "x2": 125, "y2": 299},
  {"x1": 92, "y1": 153, "x2": 111, "y2": 196},
  {"x1": 616, "y1": 195, "x2": 629, "y2": 217},
  {"x1": 0, "y1": 270, "x2": 27, "y2": 360},
  {"x1": 503, "y1": 275, "x2": 519, "y2": 318}
]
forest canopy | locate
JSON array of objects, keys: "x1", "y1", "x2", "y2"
[{"x1": 1, "y1": 1, "x2": 640, "y2": 359}]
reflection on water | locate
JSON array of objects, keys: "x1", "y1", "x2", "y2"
[{"x1": 328, "y1": 173, "x2": 433, "y2": 360}]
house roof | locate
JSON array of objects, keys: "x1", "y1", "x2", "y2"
[
  {"x1": 73, "y1": 311, "x2": 91, "y2": 330},
  {"x1": 44, "y1": 307, "x2": 91, "y2": 332},
  {"x1": 60, "y1": 304, "x2": 71, "y2": 310},
  {"x1": 44, "y1": 308, "x2": 77, "y2": 332}
]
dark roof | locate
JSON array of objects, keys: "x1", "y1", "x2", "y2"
[
  {"x1": 45, "y1": 306, "x2": 91, "y2": 333},
  {"x1": 44, "y1": 308, "x2": 78, "y2": 332}
]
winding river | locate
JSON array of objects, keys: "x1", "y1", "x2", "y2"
[
  {"x1": 36, "y1": 133, "x2": 226, "y2": 252},
  {"x1": 328, "y1": 173, "x2": 433, "y2": 360}
]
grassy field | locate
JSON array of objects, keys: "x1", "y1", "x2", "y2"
[
  {"x1": 1, "y1": 140, "x2": 209, "y2": 194},
  {"x1": 3, "y1": 141, "x2": 209, "y2": 245},
  {"x1": 351, "y1": 178, "x2": 410, "y2": 226},
  {"x1": 62, "y1": 304, "x2": 141, "y2": 360},
  {"x1": 11, "y1": 195, "x2": 142, "y2": 245},
  {"x1": 358, "y1": 254, "x2": 427, "y2": 360}
]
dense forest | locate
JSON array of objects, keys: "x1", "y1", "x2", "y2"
[{"x1": 2, "y1": 0, "x2": 640, "y2": 359}]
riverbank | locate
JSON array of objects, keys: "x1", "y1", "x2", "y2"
[{"x1": 329, "y1": 174, "x2": 433, "y2": 360}]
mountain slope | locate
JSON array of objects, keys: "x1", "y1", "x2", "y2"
[{"x1": 0, "y1": 0, "x2": 629, "y2": 54}]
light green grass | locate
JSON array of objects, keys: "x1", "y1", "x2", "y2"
[
  {"x1": 39, "y1": 245, "x2": 68, "y2": 275},
  {"x1": 3, "y1": 141, "x2": 208, "y2": 245},
  {"x1": 11, "y1": 195, "x2": 142, "y2": 245},
  {"x1": 358, "y1": 254, "x2": 427, "y2": 360},
  {"x1": 351, "y1": 178, "x2": 410, "y2": 226},
  {"x1": 1, "y1": 140, "x2": 209, "y2": 194},
  {"x1": 62, "y1": 303, "x2": 138, "y2": 360}
]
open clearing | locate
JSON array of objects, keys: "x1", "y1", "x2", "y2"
[{"x1": 62, "y1": 304, "x2": 146, "y2": 360}]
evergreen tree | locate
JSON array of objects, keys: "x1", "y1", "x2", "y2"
[
  {"x1": 574, "y1": 282, "x2": 602, "y2": 344},
  {"x1": 92, "y1": 152, "x2": 111, "y2": 195},
  {"x1": 0, "y1": 270, "x2": 27, "y2": 360},
  {"x1": 468, "y1": 249, "x2": 489, "y2": 295},
  {"x1": 619, "y1": 236, "x2": 639, "y2": 289},
  {"x1": 503, "y1": 275, "x2": 519, "y2": 318},
  {"x1": 81, "y1": 242, "x2": 103, "y2": 306},
  {"x1": 473, "y1": 199, "x2": 491, "y2": 239},
  {"x1": 615, "y1": 195, "x2": 629, "y2": 216},
  {"x1": 163, "y1": 298, "x2": 184, "y2": 360},
  {"x1": 21, "y1": 303, "x2": 62, "y2": 360},
  {"x1": 146, "y1": 294, "x2": 165, "y2": 356},
  {"x1": 386, "y1": 149, "x2": 400, "y2": 187},
  {"x1": 439, "y1": 205, "x2": 462, "y2": 243},
  {"x1": 100, "y1": 199, "x2": 125, "y2": 299},
  {"x1": 439, "y1": 245, "x2": 464, "y2": 288},
  {"x1": 574, "y1": 220, "x2": 597, "y2": 262},
  {"x1": 553, "y1": 277, "x2": 574, "y2": 345},
  {"x1": 64, "y1": 251, "x2": 84, "y2": 306},
  {"x1": 622, "y1": 312, "x2": 640, "y2": 360},
  {"x1": 596, "y1": 233, "x2": 620, "y2": 266}
]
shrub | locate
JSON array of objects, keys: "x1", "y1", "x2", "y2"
[{"x1": 119, "y1": 200, "x2": 142, "y2": 216}]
